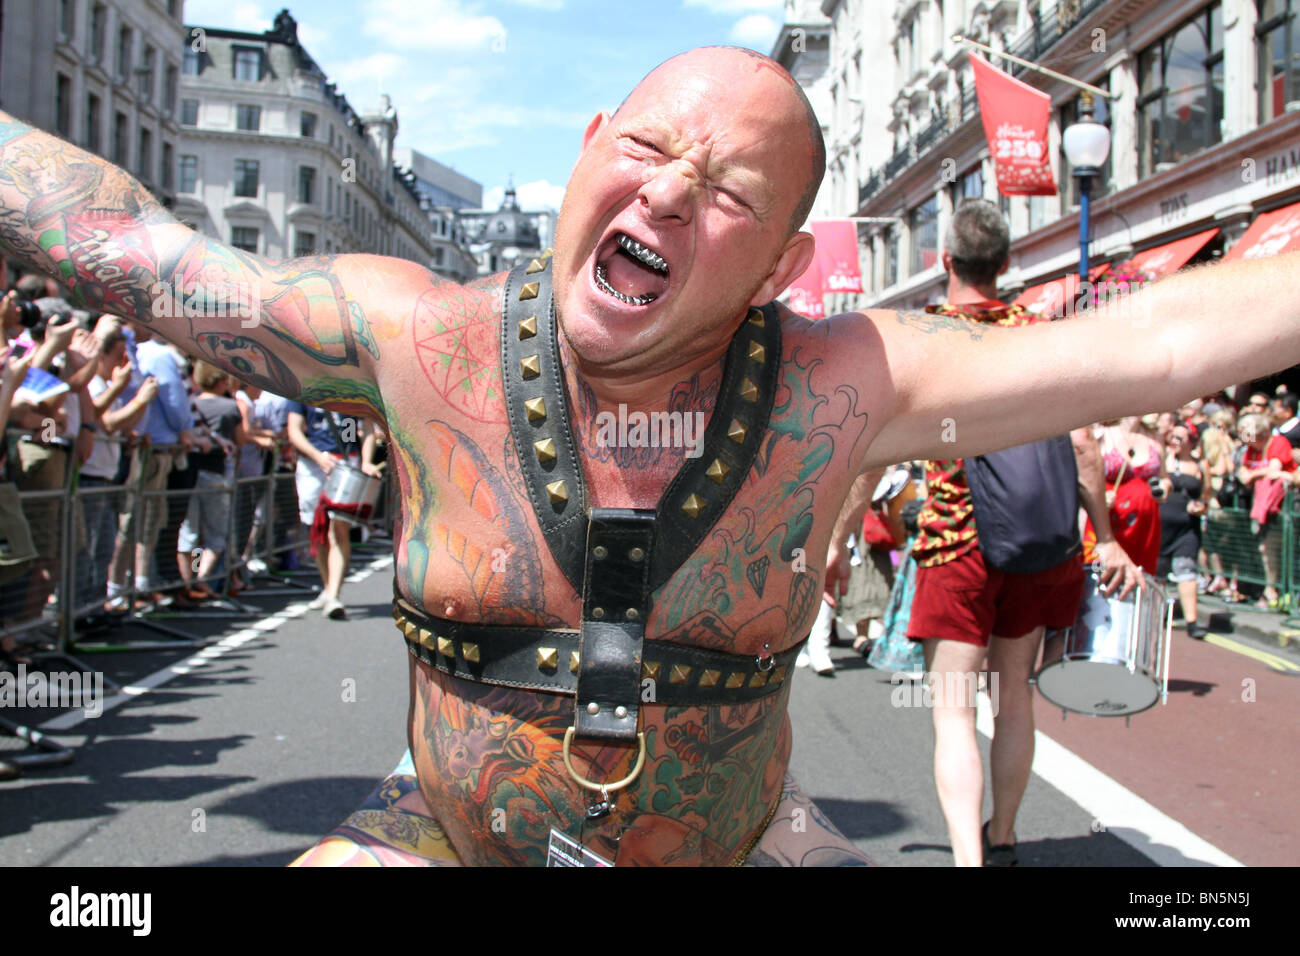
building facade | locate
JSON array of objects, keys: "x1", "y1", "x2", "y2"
[
  {"x1": 0, "y1": 0, "x2": 186, "y2": 208},
  {"x1": 174, "y1": 9, "x2": 434, "y2": 267},
  {"x1": 459, "y1": 185, "x2": 555, "y2": 276},
  {"x1": 772, "y1": 0, "x2": 836, "y2": 225},
  {"x1": 812, "y1": 0, "x2": 1300, "y2": 314},
  {"x1": 393, "y1": 146, "x2": 482, "y2": 283}
]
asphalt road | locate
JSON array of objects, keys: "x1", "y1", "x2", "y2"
[{"x1": 0, "y1": 546, "x2": 1291, "y2": 867}]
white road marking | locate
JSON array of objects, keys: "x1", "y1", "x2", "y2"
[
  {"x1": 38, "y1": 555, "x2": 393, "y2": 732},
  {"x1": 975, "y1": 693, "x2": 1242, "y2": 867}
]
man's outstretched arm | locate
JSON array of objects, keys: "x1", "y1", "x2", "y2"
[
  {"x1": 0, "y1": 111, "x2": 452, "y2": 423},
  {"x1": 846, "y1": 254, "x2": 1300, "y2": 470}
]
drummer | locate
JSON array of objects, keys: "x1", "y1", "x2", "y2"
[
  {"x1": 903, "y1": 201, "x2": 1144, "y2": 867},
  {"x1": 285, "y1": 402, "x2": 382, "y2": 620}
]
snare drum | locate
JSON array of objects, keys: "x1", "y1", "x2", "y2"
[
  {"x1": 872, "y1": 467, "x2": 918, "y2": 547},
  {"x1": 1034, "y1": 566, "x2": 1172, "y2": 718},
  {"x1": 321, "y1": 462, "x2": 381, "y2": 527}
]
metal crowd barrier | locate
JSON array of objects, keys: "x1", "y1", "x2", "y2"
[{"x1": 1199, "y1": 485, "x2": 1296, "y2": 611}]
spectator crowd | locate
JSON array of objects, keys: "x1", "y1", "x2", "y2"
[{"x1": 0, "y1": 262, "x2": 386, "y2": 669}]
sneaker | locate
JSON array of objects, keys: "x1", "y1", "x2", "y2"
[
  {"x1": 245, "y1": 558, "x2": 268, "y2": 576},
  {"x1": 324, "y1": 598, "x2": 346, "y2": 620},
  {"x1": 306, "y1": 592, "x2": 329, "y2": 610}
]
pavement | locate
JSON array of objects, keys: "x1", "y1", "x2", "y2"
[{"x1": 0, "y1": 546, "x2": 1295, "y2": 867}]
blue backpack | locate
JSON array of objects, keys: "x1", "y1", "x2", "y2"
[{"x1": 963, "y1": 435, "x2": 1081, "y2": 574}]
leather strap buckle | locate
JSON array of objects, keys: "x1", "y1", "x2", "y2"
[{"x1": 561, "y1": 727, "x2": 647, "y2": 801}]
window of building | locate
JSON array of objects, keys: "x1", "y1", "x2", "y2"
[
  {"x1": 113, "y1": 111, "x2": 128, "y2": 166},
  {"x1": 138, "y1": 128, "x2": 152, "y2": 183},
  {"x1": 89, "y1": 3, "x2": 106, "y2": 62},
  {"x1": 298, "y1": 166, "x2": 316, "y2": 204},
  {"x1": 230, "y1": 227, "x2": 259, "y2": 253},
  {"x1": 60, "y1": 0, "x2": 75, "y2": 40},
  {"x1": 116, "y1": 26, "x2": 132, "y2": 80},
  {"x1": 1257, "y1": 0, "x2": 1300, "y2": 122},
  {"x1": 294, "y1": 231, "x2": 316, "y2": 258},
  {"x1": 162, "y1": 143, "x2": 174, "y2": 191},
  {"x1": 86, "y1": 94, "x2": 102, "y2": 153},
  {"x1": 56, "y1": 74, "x2": 72, "y2": 138},
  {"x1": 179, "y1": 155, "x2": 197, "y2": 193},
  {"x1": 183, "y1": 46, "x2": 203, "y2": 76},
  {"x1": 234, "y1": 159, "x2": 259, "y2": 197},
  {"x1": 233, "y1": 47, "x2": 262, "y2": 81},
  {"x1": 949, "y1": 165, "x2": 984, "y2": 210},
  {"x1": 884, "y1": 225, "x2": 899, "y2": 288},
  {"x1": 139, "y1": 46, "x2": 156, "y2": 101},
  {"x1": 1137, "y1": 3, "x2": 1224, "y2": 177},
  {"x1": 300, "y1": 111, "x2": 317, "y2": 138},
  {"x1": 164, "y1": 65, "x2": 178, "y2": 115},
  {"x1": 180, "y1": 99, "x2": 199, "y2": 126},
  {"x1": 909, "y1": 196, "x2": 939, "y2": 275},
  {"x1": 236, "y1": 104, "x2": 261, "y2": 132}
]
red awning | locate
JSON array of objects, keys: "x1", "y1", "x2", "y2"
[
  {"x1": 1120, "y1": 227, "x2": 1220, "y2": 277},
  {"x1": 1013, "y1": 274, "x2": 1079, "y2": 316},
  {"x1": 1222, "y1": 201, "x2": 1300, "y2": 261}
]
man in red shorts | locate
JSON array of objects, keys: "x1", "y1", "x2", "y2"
[{"x1": 907, "y1": 200, "x2": 1143, "y2": 866}]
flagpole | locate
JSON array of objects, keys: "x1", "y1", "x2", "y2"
[{"x1": 951, "y1": 34, "x2": 1112, "y2": 99}]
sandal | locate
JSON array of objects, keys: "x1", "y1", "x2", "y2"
[
  {"x1": 852, "y1": 636, "x2": 872, "y2": 658},
  {"x1": 982, "y1": 821, "x2": 1017, "y2": 867}
]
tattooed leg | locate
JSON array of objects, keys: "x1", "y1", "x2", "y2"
[
  {"x1": 743, "y1": 773, "x2": 874, "y2": 867},
  {"x1": 290, "y1": 761, "x2": 462, "y2": 867}
]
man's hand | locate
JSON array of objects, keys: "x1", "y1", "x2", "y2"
[
  {"x1": 136, "y1": 374, "x2": 158, "y2": 405},
  {"x1": 1093, "y1": 539, "x2": 1144, "y2": 599},
  {"x1": 0, "y1": 345, "x2": 32, "y2": 393},
  {"x1": 44, "y1": 313, "x2": 77, "y2": 352},
  {"x1": 823, "y1": 539, "x2": 852, "y2": 608},
  {"x1": 361, "y1": 461, "x2": 382, "y2": 479},
  {"x1": 318, "y1": 453, "x2": 340, "y2": 475}
]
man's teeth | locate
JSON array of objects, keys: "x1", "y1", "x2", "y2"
[
  {"x1": 616, "y1": 234, "x2": 668, "y2": 274},
  {"x1": 595, "y1": 263, "x2": 657, "y2": 306}
]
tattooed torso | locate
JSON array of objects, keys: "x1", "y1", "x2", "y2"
[
  {"x1": 378, "y1": 278, "x2": 872, "y2": 866},
  {"x1": 0, "y1": 115, "x2": 876, "y2": 864}
]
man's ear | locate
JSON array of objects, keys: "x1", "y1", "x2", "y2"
[
  {"x1": 750, "y1": 231, "x2": 817, "y2": 307},
  {"x1": 941, "y1": 250, "x2": 952, "y2": 274},
  {"x1": 998, "y1": 258, "x2": 1010, "y2": 276},
  {"x1": 581, "y1": 111, "x2": 611, "y2": 154}
]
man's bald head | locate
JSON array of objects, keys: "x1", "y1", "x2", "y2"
[{"x1": 618, "y1": 47, "x2": 826, "y2": 234}]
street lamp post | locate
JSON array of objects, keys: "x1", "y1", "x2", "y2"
[{"x1": 1062, "y1": 92, "x2": 1112, "y2": 284}]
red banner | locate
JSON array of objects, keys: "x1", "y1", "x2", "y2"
[
  {"x1": 787, "y1": 250, "x2": 825, "y2": 319},
  {"x1": 809, "y1": 221, "x2": 863, "y2": 293},
  {"x1": 970, "y1": 53, "x2": 1057, "y2": 197}
]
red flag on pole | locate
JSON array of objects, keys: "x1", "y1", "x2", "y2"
[
  {"x1": 970, "y1": 53, "x2": 1057, "y2": 197},
  {"x1": 788, "y1": 250, "x2": 825, "y2": 319},
  {"x1": 809, "y1": 221, "x2": 863, "y2": 293}
]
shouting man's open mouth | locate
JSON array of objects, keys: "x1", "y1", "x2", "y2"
[{"x1": 594, "y1": 232, "x2": 670, "y2": 306}]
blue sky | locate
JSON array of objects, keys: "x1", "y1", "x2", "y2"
[{"x1": 182, "y1": 0, "x2": 787, "y2": 210}]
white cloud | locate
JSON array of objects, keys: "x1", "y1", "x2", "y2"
[
  {"x1": 683, "y1": 0, "x2": 782, "y2": 14},
  {"x1": 482, "y1": 179, "x2": 567, "y2": 212},
  {"x1": 728, "y1": 13, "x2": 779, "y2": 48},
  {"x1": 509, "y1": 0, "x2": 566, "y2": 8},
  {"x1": 362, "y1": 0, "x2": 506, "y2": 51}
]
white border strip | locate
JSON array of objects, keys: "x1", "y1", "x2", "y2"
[
  {"x1": 39, "y1": 555, "x2": 392, "y2": 733},
  {"x1": 976, "y1": 694, "x2": 1242, "y2": 867}
]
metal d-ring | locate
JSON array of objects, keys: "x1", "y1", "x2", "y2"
[{"x1": 562, "y1": 727, "x2": 647, "y2": 795}]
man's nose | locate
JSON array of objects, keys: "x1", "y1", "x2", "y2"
[{"x1": 638, "y1": 160, "x2": 700, "y2": 224}]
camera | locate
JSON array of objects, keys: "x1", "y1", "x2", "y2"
[
  {"x1": 1149, "y1": 476, "x2": 1166, "y2": 500},
  {"x1": 15, "y1": 298, "x2": 40, "y2": 329}
]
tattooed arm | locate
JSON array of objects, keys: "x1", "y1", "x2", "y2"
[
  {"x1": 832, "y1": 255, "x2": 1300, "y2": 470},
  {"x1": 0, "y1": 112, "x2": 455, "y2": 423}
]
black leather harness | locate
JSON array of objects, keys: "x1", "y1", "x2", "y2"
[{"x1": 394, "y1": 252, "x2": 789, "y2": 769}]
